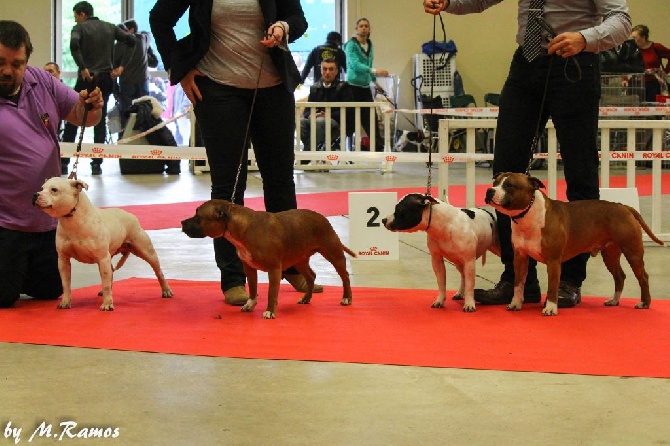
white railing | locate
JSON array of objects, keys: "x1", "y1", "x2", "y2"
[
  {"x1": 294, "y1": 101, "x2": 394, "y2": 171},
  {"x1": 435, "y1": 113, "x2": 670, "y2": 242}
]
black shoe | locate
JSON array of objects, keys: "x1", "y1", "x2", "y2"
[
  {"x1": 91, "y1": 164, "x2": 102, "y2": 175},
  {"x1": 61, "y1": 164, "x2": 68, "y2": 175},
  {"x1": 166, "y1": 167, "x2": 181, "y2": 175},
  {"x1": 557, "y1": 281, "x2": 581, "y2": 308},
  {"x1": 475, "y1": 280, "x2": 542, "y2": 305}
]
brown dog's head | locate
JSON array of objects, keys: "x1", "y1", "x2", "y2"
[
  {"x1": 485, "y1": 172, "x2": 545, "y2": 214},
  {"x1": 181, "y1": 199, "x2": 233, "y2": 239}
]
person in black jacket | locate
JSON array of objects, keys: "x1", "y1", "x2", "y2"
[
  {"x1": 61, "y1": 1, "x2": 135, "y2": 176},
  {"x1": 150, "y1": 0, "x2": 319, "y2": 306},
  {"x1": 300, "y1": 58, "x2": 353, "y2": 153},
  {"x1": 300, "y1": 31, "x2": 346, "y2": 84},
  {"x1": 113, "y1": 19, "x2": 157, "y2": 131}
]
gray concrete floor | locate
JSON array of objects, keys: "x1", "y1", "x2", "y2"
[{"x1": 2, "y1": 160, "x2": 669, "y2": 445}]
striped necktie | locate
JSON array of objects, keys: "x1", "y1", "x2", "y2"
[{"x1": 522, "y1": 0, "x2": 545, "y2": 62}]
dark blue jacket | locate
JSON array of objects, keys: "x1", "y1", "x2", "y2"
[{"x1": 149, "y1": 0, "x2": 307, "y2": 92}]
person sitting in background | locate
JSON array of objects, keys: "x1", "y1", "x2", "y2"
[
  {"x1": 300, "y1": 31, "x2": 346, "y2": 84},
  {"x1": 300, "y1": 58, "x2": 353, "y2": 158},
  {"x1": 630, "y1": 24, "x2": 670, "y2": 102},
  {"x1": 0, "y1": 20, "x2": 104, "y2": 308}
]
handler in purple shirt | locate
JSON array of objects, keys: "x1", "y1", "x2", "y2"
[{"x1": 0, "y1": 20, "x2": 104, "y2": 308}]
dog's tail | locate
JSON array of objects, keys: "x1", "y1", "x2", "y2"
[
  {"x1": 343, "y1": 245, "x2": 357, "y2": 258},
  {"x1": 626, "y1": 206, "x2": 665, "y2": 247}
]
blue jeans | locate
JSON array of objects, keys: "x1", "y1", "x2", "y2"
[
  {"x1": 194, "y1": 78, "x2": 298, "y2": 291},
  {"x1": 118, "y1": 81, "x2": 149, "y2": 129},
  {"x1": 493, "y1": 48, "x2": 601, "y2": 287}
]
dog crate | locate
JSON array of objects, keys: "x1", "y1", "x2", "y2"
[
  {"x1": 600, "y1": 73, "x2": 645, "y2": 107},
  {"x1": 412, "y1": 53, "x2": 457, "y2": 131}
]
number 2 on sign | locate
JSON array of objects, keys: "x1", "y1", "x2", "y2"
[{"x1": 367, "y1": 206, "x2": 381, "y2": 227}]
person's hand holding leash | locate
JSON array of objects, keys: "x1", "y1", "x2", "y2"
[
  {"x1": 424, "y1": 0, "x2": 448, "y2": 15},
  {"x1": 261, "y1": 22, "x2": 286, "y2": 49},
  {"x1": 548, "y1": 32, "x2": 587, "y2": 58}
]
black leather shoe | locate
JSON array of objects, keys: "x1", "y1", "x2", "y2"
[
  {"x1": 91, "y1": 164, "x2": 102, "y2": 175},
  {"x1": 475, "y1": 280, "x2": 542, "y2": 305},
  {"x1": 557, "y1": 281, "x2": 581, "y2": 308}
]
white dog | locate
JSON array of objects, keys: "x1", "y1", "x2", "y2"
[
  {"x1": 382, "y1": 193, "x2": 500, "y2": 312},
  {"x1": 33, "y1": 177, "x2": 173, "y2": 310}
]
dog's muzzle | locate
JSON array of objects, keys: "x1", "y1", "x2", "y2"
[
  {"x1": 181, "y1": 218, "x2": 206, "y2": 238},
  {"x1": 485, "y1": 188, "x2": 496, "y2": 205}
]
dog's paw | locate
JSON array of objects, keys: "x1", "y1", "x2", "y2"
[
  {"x1": 162, "y1": 289, "x2": 174, "y2": 298},
  {"x1": 603, "y1": 298, "x2": 620, "y2": 306},
  {"x1": 541, "y1": 302, "x2": 558, "y2": 316},
  {"x1": 57, "y1": 302, "x2": 71, "y2": 310},
  {"x1": 431, "y1": 301, "x2": 445, "y2": 308},
  {"x1": 506, "y1": 303, "x2": 522, "y2": 311},
  {"x1": 262, "y1": 311, "x2": 276, "y2": 319},
  {"x1": 297, "y1": 296, "x2": 312, "y2": 305},
  {"x1": 451, "y1": 293, "x2": 463, "y2": 301},
  {"x1": 634, "y1": 302, "x2": 650, "y2": 309},
  {"x1": 340, "y1": 297, "x2": 352, "y2": 306},
  {"x1": 462, "y1": 304, "x2": 476, "y2": 313},
  {"x1": 99, "y1": 304, "x2": 115, "y2": 311}
]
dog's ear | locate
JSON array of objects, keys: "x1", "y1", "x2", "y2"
[
  {"x1": 72, "y1": 180, "x2": 89, "y2": 191},
  {"x1": 528, "y1": 176, "x2": 546, "y2": 190},
  {"x1": 214, "y1": 203, "x2": 231, "y2": 221},
  {"x1": 492, "y1": 172, "x2": 505, "y2": 184},
  {"x1": 422, "y1": 195, "x2": 439, "y2": 206}
]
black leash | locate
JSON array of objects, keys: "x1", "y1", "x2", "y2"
[
  {"x1": 68, "y1": 76, "x2": 96, "y2": 181},
  {"x1": 525, "y1": 17, "x2": 582, "y2": 175}
]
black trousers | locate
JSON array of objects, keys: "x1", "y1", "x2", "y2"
[
  {"x1": 349, "y1": 84, "x2": 382, "y2": 151},
  {"x1": 62, "y1": 73, "x2": 115, "y2": 167},
  {"x1": 0, "y1": 227, "x2": 62, "y2": 308},
  {"x1": 492, "y1": 48, "x2": 601, "y2": 287},
  {"x1": 194, "y1": 78, "x2": 298, "y2": 291}
]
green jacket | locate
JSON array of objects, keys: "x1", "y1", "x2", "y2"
[{"x1": 344, "y1": 37, "x2": 376, "y2": 88}]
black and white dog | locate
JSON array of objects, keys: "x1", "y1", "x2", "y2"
[{"x1": 382, "y1": 193, "x2": 500, "y2": 312}]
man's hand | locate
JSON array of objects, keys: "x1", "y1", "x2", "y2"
[
  {"x1": 80, "y1": 68, "x2": 93, "y2": 82},
  {"x1": 547, "y1": 32, "x2": 586, "y2": 58},
  {"x1": 424, "y1": 0, "x2": 448, "y2": 15}
]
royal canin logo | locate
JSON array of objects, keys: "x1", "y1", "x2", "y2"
[
  {"x1": 385, "y1": 155, "x2": 398, "y2": 162},
  {"x1": 326, "y1": 154, "x2": 339, "y2": 161},
  {"x1": 442, "y1": 156, "x2": 455, "y2": 163},
  {"x1": 92, "y1": 147, "x2": 104, "y2": 153},
  {"x1": 150, "y1": 149, "x2": 163, "y2": 155}
]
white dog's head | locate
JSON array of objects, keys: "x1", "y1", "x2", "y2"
[{"x1": 33, "y1": 177, "x2": 89, "y2": 218}]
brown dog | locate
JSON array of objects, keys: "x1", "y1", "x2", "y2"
[
  {"x1": 485, "y1": 172, "x2": 665, "y2": 316},
  {"x1": 181, "y1": 199, "x2": 355, "y2": 319}
]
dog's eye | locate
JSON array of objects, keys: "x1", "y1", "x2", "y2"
[{"x1": 51, "y1": 187, "x2": 58, "y2": 193}]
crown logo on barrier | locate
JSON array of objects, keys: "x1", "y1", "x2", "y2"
[
  {"x1": 326, "y1": 154, "x2": 339, "y2": 161},
  {"x1": 385, "y1": 155, "x2": 398, "y2": 162},
  {"x1": 92, "y1": 147, "x2": 103, "y2": 153},
  {"x1": 442, "y1": 156, "x2": 455, "y2": 163},
  {"x1": 150, "y1": 149, "x2": 163, "y2": 155}
]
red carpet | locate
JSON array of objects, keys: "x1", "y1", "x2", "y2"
[
  {"x1": 2, "y1": 278, "x2": 669, "y2": 378},
  {"x1": 119, "y1": 173, "x2": 670, "y2": 230}
]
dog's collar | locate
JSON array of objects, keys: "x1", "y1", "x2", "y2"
[
  {"x1": 511, "y1": 193, "x2": 535, "y2": 224},
  {"x1": 62, "y1": 196, "x2": 80, "y2": 218},
  {"x1": 425, "y1": 202, "x2": 433, "y2": 230}
]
